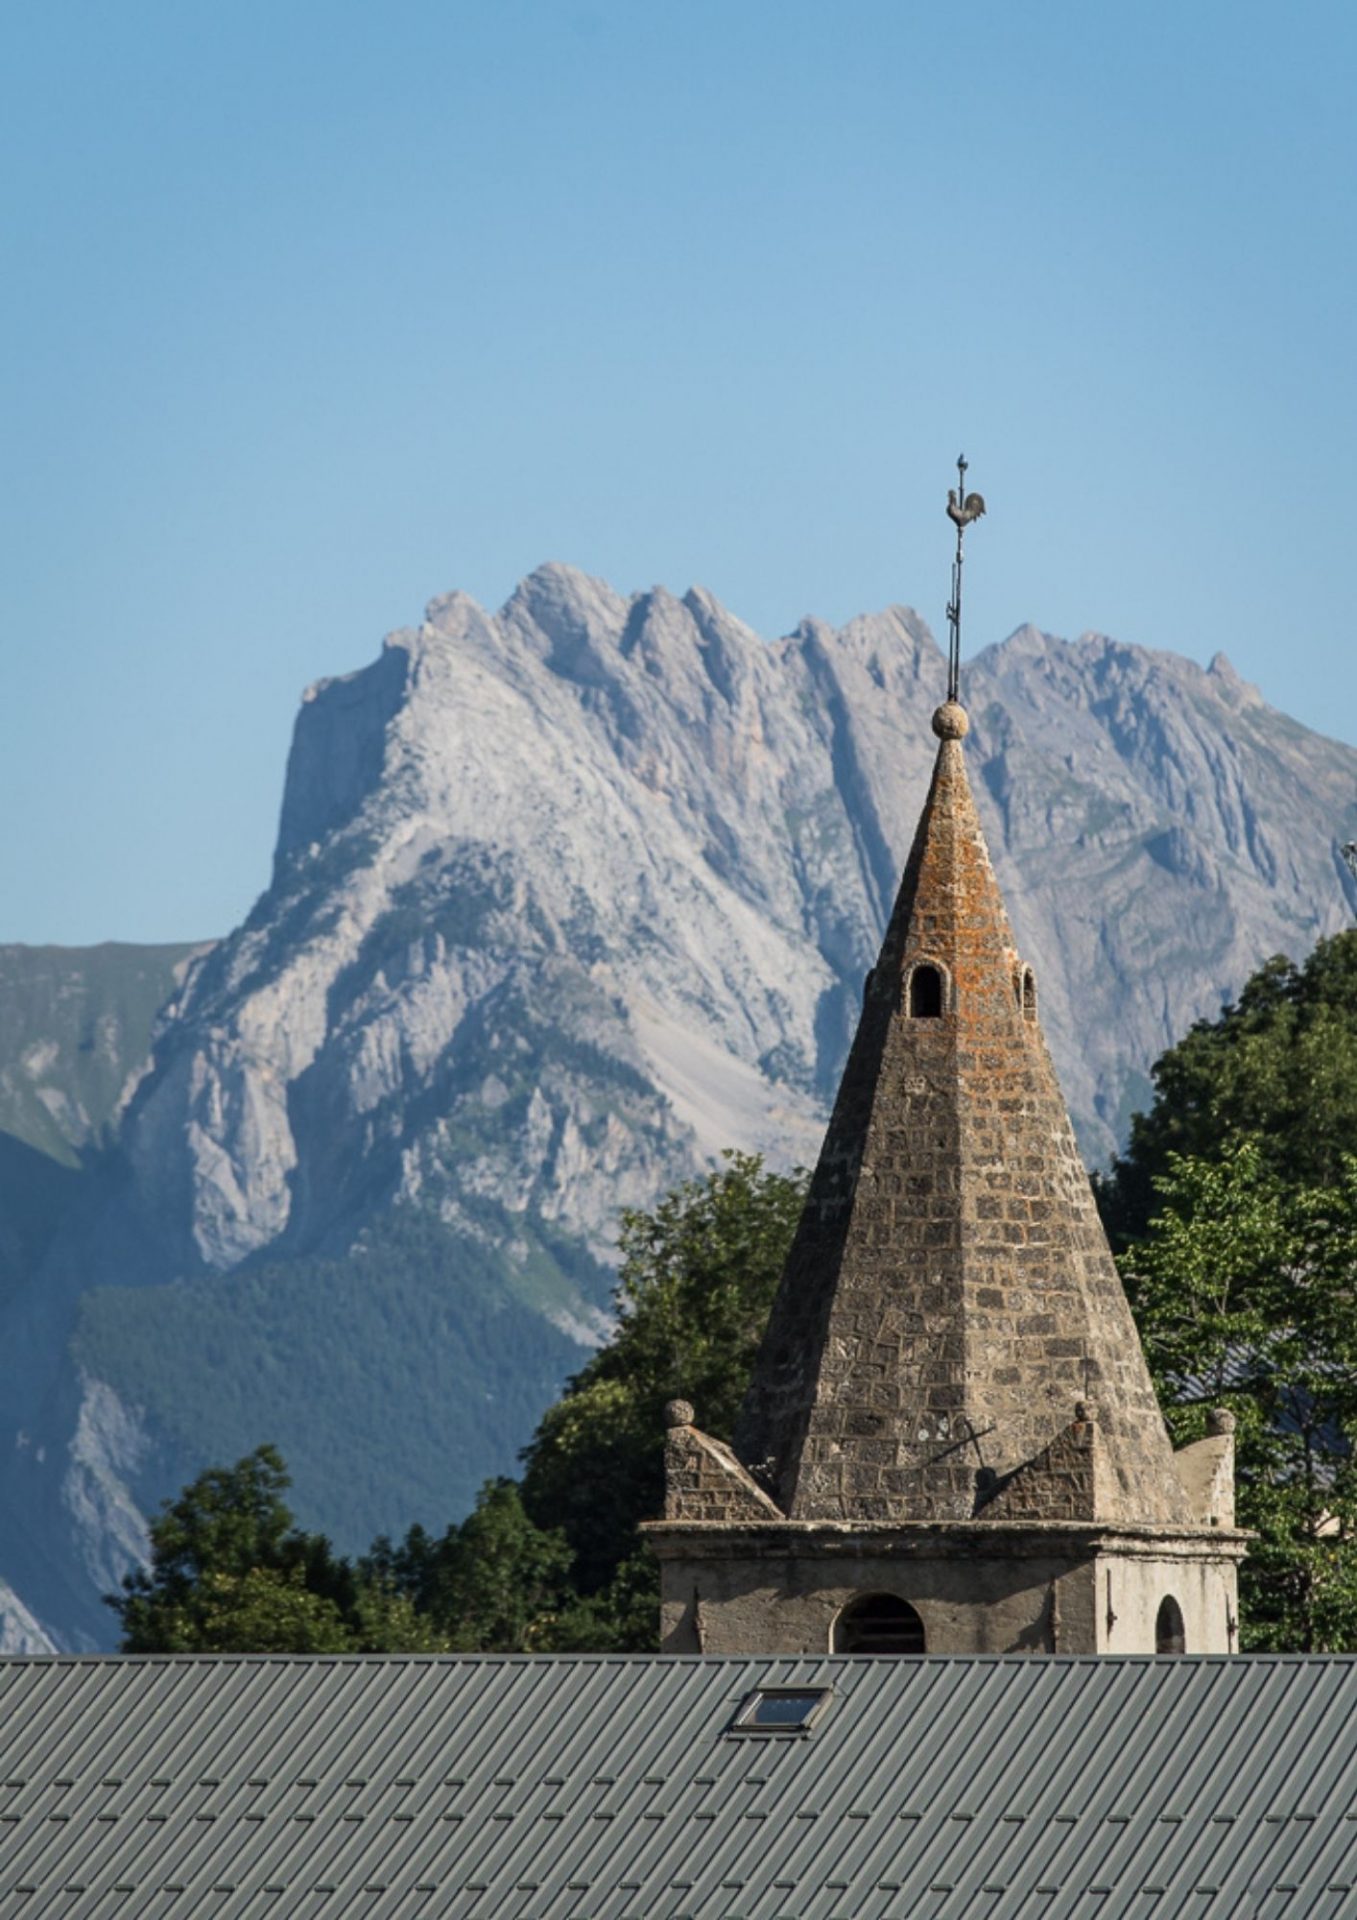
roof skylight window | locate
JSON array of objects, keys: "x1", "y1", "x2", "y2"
[{"x1": 728, "y1": 1688, "x2": 832, "y2": 1735}]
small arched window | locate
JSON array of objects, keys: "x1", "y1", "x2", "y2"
[
  {"x1": 908, "y1": 964, "x2": 943, "y2": 1019},
  {"x1": 1155, "y1": 1595, "x2": 1186, "y2": 1656},
  {"x1": 833, "y1": 1593, "x2": 926, "y2": 1655},
  {"x1": 1021, "y1": 966, "x2": 1037, "y2": 1019}
]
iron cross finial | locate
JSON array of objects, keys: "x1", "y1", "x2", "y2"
[{"x1": 944, "y1": 453, "x2": 986, "y2": 704}]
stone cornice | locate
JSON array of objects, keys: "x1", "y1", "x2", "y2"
[{"x1": 642, "y1": 1518, "x2": 1251, "y2": 1562}]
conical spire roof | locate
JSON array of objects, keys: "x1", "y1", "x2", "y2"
[{"x1": 734, "y1": 699, "x2": 1191, "y2": 1527}]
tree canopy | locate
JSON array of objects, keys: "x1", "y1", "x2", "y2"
[
  {"x1": 518, "y1": 1150, "x2": 807, "y2": 1601},
  {"x1": 1105, "y1": 930, "x2": 1357, "y2": 1651},
  {"x1": 1119, "y1": 1144, "x2": 1357, "y2": 1650},
  {"x1": 1098, "y1": 932, "x2": 1357, "y2": 1245}
]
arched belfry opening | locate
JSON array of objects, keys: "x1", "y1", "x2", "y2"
[
  {"x1": 1155, "y1": 1596, "x2": 1186, "y2": 1656},
  {"x1": 908, "y1": 963, "x2": 944, "y2": 1019},
  {"x1": 833, "y1": 1593, "x2": 926, "y2": 1655}
]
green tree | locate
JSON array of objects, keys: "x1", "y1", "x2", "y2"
[
  {"x1": 163, "y1": 1566, "x2": 353, "y2": 1655},
  {"x1": 362, "y1": 1479, "x2": 574, "y2": 1651},
  {"x1": 1120, "y1": 1144, "x2": 1357, "y2": 1651},
  {"x1": 518, "y1": 1151, "x2": 806, "y2": 1618},
  {"x1": 1099, "y1": 932, "x2": 1357, "y2": 1245},
  {"x1": 111, "y1": 1445, "x2": 346, "y2": 1652},
  {"x1": 111, "y1": 1444, "x2": 444, "y2": 1653},
  {"x1": 1118, "y1": 1142, "x2": 1290, "y2": 1427},
  {"x1": 358, "y1": 1152, "x2": 806, "y2": 1652}
]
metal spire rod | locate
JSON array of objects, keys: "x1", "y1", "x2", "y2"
[{"x1": 944, "y1": 454, "x2": 986, "y2": 704}]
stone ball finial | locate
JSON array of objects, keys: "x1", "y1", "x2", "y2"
[
  {"x1": 664, "y1": 1398, "x2": 695, "y2": 1430},
  {"x1": 1207, "y1": 1407, "x2": 1237, "y2": 1435},
  {"x1": 932, "y1": 700, "x2": 969, "y2": 740}
]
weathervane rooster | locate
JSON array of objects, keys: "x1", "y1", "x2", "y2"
[
  {"x1": 946, "y1": 485, "x2": 987, "y2": 530},
  {"x1": 943, "y1": 453, "x2": 984, "y2": 703}
]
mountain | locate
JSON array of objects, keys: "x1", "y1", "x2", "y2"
[
  {"x1": 0, "y1": 941, "x2": 204, "y2": 1165},
  {"x1": 3, "y1": 564, "x2": 1356, "y2": 1648},
  {"x1": 0, "y1": 942, "x2": 202, "y2": 1302}
]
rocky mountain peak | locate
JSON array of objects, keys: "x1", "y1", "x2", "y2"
[
  {"x1": 501, "y1": 562, "x2": 631, "y2": 683},
  {"x1": 1206, "y1": 649, "x2": 1265, "y2": 708}
]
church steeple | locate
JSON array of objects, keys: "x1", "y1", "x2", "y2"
[
  {"x1": 647, "y1": 475, "x2": 1246, "y2": 1658},
  {"x1": 732, "y1": 692, "x2": 1190, "y2": 1529}
]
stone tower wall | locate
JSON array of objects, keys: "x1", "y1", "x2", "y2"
[{"x1": 652, "y1": 1527, "x2": 1241, "y2": 1656}]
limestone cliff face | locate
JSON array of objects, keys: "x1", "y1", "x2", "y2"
[
  {"x1": 3, "y1": 562, "x2": 1356, "y2": 1649},
  {"x1": 962, "y1": 628, "x2": 1357, "y2": 1149},
  {"x1": 120, "y1": 568, "x2": 1357, "y2": 1281},
  {"x1": 122, "y1": 568, "x2": 879, "y2": 1294}
]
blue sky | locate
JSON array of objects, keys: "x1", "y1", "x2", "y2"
[{"x1": 3, "y1": 0, "x2": 1355, "y2": 942}]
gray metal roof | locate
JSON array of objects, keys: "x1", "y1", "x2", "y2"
[{"x1": 0, "y1": 1652, "x2": 1354, "y2": 1918}]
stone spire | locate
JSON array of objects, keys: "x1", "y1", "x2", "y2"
[
  {"x1": 648, "y1": 483, "x2": 1245, "y2": 1656},
  {"x1": 732, "y1": 695, "x2": 1192, "y2": 1528}
]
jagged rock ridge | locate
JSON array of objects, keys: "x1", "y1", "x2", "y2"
[{"x1": 3, "y1": 562, "x2": 1356, "y2": 1648}]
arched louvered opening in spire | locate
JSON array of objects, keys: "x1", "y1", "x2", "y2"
[
  {"x1": 832, "y1": 1593, "x2": 926, "y2": 1655},
  {"x1": 907, "y1": 963, "x2": 945, "y2": 1019},
  {"x1": 1155, "y1": 1595, "x2": 1186, "y2": 1655}
]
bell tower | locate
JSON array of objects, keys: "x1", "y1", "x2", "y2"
[{"x1": 645, "y1": 467, "x2": 1245, "y2": 1655}]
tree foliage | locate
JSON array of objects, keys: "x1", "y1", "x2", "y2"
[
  {"x1": 1120, "y1": 1143, "x2": 1357, "y2": 1650},
  {"x1": 1105, "y1": 932, "x2": 1357, "y2": 1653},
  {"x1": 1099, "y1": 933, "x2": 1357, "y2": 1245},
  {"x1": 361, "y1": 1480, "x2": 575, "y2": 1651},
  {"x1": 113, "y1": 1446, "x2": 356, "y2": 1652},
  {"x1": 519, "y1": 1151, "x2": 807, "y2": 1600},
  {"x1": 112, "y1": 1444, "x2": 450, "y2": 1653}
]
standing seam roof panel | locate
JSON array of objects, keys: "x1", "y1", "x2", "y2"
[{"x1": 1, "y1": 1656, "x2": 1357, "y2": 1919}]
